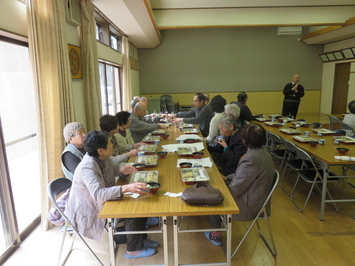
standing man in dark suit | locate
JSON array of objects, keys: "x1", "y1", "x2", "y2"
[{"x1": 282, "y1": 74, "x2": 305, "y2": 119}]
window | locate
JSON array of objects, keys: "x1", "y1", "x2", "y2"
[
  {"x1": 99, "y1": 62, "x2": 122, "y2": 115},
  {"x1": 110, "y1": 33, "x2": 121, "y2": 52},
  {"x1": 96, "y1": 22, "x2": 103, "y2": 41},
  {"x1": 0, "y1": 37, "x2": 40, "y2": 263}
]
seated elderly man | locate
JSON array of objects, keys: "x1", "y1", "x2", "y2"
[
  {"x1": 172, "y1": 93, "x2": 214, "y2": 137},
  {"x1": 61, "y1": 122, "x2": 86, "y2": 180},
  {"x1": 231, "y1": 92, "x2": 259, "y2": 126},
  {"x1": 64, "y1": 130, "x2": 159, "y2": 259},
  {"x1": 129, "y1": 102, "x2": 167, "y2": 142},
  {"x1": 205, "y1": 123, "x2": 274, "y2": 246},
  {"x1": 343, "y1": 100, "x2": 355, "y2": 134}
]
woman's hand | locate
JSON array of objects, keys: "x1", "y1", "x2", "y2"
[
  {"x1": 122, "y1": 182, "x2": 149, "y2": 196},
  {"x1": 120, "y1": 165, "x2": 137, "y2": 175},
  {"x1": 134, "y1": 142, "x2": 146, "y2": 149},
  {"x1": 214, "y1": 138, "x2": 227, "y2": 148},
  {"x1": 126, "y1": 149, "x2": 138, "y2": 157}
]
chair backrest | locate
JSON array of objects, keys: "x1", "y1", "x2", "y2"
[
  {"x1": 47, "y1": 178, "x2": 72, "y2": 215},
  {"x1": 328, "y1": 115, "x2": 341, "y2": 124},
  {"x1": 311, "y1": 122, "x2": 322, "y2": 128},
  {"x1": 340, "y1": 122, "x2": 353, "y2": 136},
  {"x1": 267, "y1": 132, "x2": 283, "y2": 151},
  {"x1": 260, "y1": 170, "x2": 280, "y2": 215},
  {"x1": 333, "y1": 129, "x2": 346, "y2": 136},
  {"x1": 341, "y1": 122, "x2": 352, "y2": 130},
  {"x1": 295, "y1": 146, "x2": 323, "y2": 170}
]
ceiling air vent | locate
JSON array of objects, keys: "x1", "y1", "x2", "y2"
[{"x1": 277, "y1": 27, "x2": 302, "y2": 37}]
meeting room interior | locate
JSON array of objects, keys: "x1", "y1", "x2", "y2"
[{"x1": 1, "y1": 0, "x2": 355, "y2": 265}]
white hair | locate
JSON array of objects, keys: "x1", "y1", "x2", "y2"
[{"x1": 224, "y1": 104, "x2": 240, "y2": 119}]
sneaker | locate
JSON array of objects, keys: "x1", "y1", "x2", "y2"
[
  {"x1": 204, "y1": 231, "x2": 222, "y2": 246},
  {"x1": 125, "y1": 248, "x2": 156, "y2": 259}
]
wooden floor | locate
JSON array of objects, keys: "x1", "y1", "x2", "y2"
[{"x1": 3, "y1": 158, "x2": 355, "y2": 266}]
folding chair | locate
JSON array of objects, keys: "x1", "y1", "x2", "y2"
[
  {"x1": 332, "y1": 129, "x2": 346, "y2": 136},
  {"x1": 267, "y1": 132, "x2": 286, "y2": 171},
  {"x1": 290, "y1": 147, "x2": 340, "y2": 213},
  {"x1": 310, "y1": 122, "x2": 322, "y2": 128},
  {"x1": 280, "y1": 140, "x2": 313, "y2": 196},
  {"x1": 231, "y1": 170, "x2": 279, "y2": 258},
  {"x1": 341, "y1": 122, "x2": 354, "y2": 136},
  {"x1": 47, "y1": 178, "x2": 104, "y2": 266},
  {"x1": 327, "y1": 115, "x2": 341, "y2": 130}
]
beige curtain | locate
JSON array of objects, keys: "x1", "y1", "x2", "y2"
[
  {"x1": 80, "y1": 0, "x2": 102, "y2": 130},
  {"x1": 27, "y1": 0, "x2": 75, "y2": 230},
  {"x1": 122, "y1": 36, "x2": 132, "y2": 111}
]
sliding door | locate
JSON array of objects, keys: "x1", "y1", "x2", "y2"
[{"x1": 0, "y1": 38, "x2": 40, "y2": 263}]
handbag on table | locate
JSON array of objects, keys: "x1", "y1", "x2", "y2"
[{"x1": 181, "y1": 181, "x2": 224, "y2": 206}]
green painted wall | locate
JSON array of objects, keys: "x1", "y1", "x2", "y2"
[{"x1": 138, "y1": 27, "x2": 324, "y2": 94}]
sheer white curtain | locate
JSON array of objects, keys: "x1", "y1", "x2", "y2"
[
  {"x1": 26, "y1": 0, "x2": 74, "y2": 230},
  {"x1": 80, "y1": 0, "x2": 102, "y2": 130},
  {"x1": 122, "y1": 36, "x2": 132, "y2": 111}
]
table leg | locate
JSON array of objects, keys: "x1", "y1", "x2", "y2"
[
  {"x1": 320, "y1": 163, "x2": 329, "y2": 221},
  {"x1": 226, "y1": 214, "x2": 232, "y2": 266},
  {"x1": 162, "y1": 216, "x2": 168, "y2": 266},
  {"x1": 107, "y1": 218, "x2": 116, "y2": 266},
  {"x1": 173, "y1": 216, "x2": 178, "y2": 266}
]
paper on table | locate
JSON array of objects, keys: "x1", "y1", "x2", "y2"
[
  {"x1": 177, "y1": 157, "x2": 213, "y2": 168},
  {"x1": 162, "y1": 142, "x2": 204, "y2": 153},
  {"x1": 176, "y1": 134, "x2": 203, "y2": 140},
  {"x1": 164, "y1": 192, "x2": 183, "y2": 197},
  {"x1": 334, "y1": 156, "x2": 355, "y2": 161}
]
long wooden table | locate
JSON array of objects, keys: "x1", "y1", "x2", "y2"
[
  {"x1": 99, "y1": 124, "x2": 240, "y2": 266},
  {"x1": 255, "y1": 116, "x2": 355, "y2": 221}
]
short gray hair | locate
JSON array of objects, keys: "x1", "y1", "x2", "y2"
[
  {"x1": 218, "y1": 115, "x2": 238, "y2": 130},
  {"x1": 224, "y1": 104, "x2": 240, "y2": 119},
  {"x1": 130, "y1": 98, "x2": 140, "y2": 109}
]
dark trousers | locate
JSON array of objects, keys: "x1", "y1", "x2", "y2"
[
  {"x1": 207, "y1": 215, "x2": 222, "y2": 228},
  {"x1": 120, "y1": 218, "x2": 147, "y2": 251},
  {"x1": 282, "y1": 104, "x2": 299, "y2": 119}
]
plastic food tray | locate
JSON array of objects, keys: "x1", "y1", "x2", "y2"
[
  {"x1": 334, "y1": 136, "x2": 355, "y2": 144},
  {"x1": 256, "y1": 117, "x2": 270, "y2": 122},
  {"x1": 179, "y1": 123, "x2": 194, "y2": 128},
  {"x1": 137, "y1": 145, "x2": 157, "y2": 154},
  {"x1": 183, "y1": 128, "x2": 198, "y2": 134},
  {"x1": 135, "y1": 155, "x2": 158, "y2": 167},
  {"x1": 279, "y1": 129, "x2": 301, "y2": 135},
  {"x1": 130, "y1": 171, "x2": 158, "y2": 183},
  {"x1": 180, "y1": 168, "x2": 210, "y2": 184},
  {"x1": 151, "y1": 129, "x2": 167, "y2": 135},
  {"x1": 312, "y1": 128, "x2": 334, "y2": 135},
  {"x1": 142, "y1": 135, "x2": 161, "y2": 143},
  {"x1": 264, "y1": 122, "x2": 283, "y2": 127},
  {"x1": 292, "y1": 135, "x2": 318, "y2": 143},
  {"x1": 177, "y1": 147, "x2": 197, "y2": 157}
]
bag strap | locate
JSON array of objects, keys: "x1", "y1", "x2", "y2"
[{"x1": 195, "y1": 181, "x2": 210, "y2": 188}]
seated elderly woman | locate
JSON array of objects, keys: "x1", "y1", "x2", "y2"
[
  {"x1": 205, "y1": 123, "x2": 275, "y2": 246},
  {"x1": 100, "y1": 114, "x2": 139, "y2": 164},
  {"x1": 64, "y1": 130, "x2": 159, "y2": 259},
  {"x1": 115, "y1": 111, "x2": 146, "y2": 148},
  {"x1": 205, "y1": 95, "x2": 227, "y2": 144},
  {"x1": 210, "y1": 116, "x2": 247, "y2": 176},
  {"x1": 61, "y1": 122, "x2": 86, "y2": 180}
]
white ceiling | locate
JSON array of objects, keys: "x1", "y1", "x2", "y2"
[{"x1": 92, "y1": 0, "x2": 355, "y2": 48}]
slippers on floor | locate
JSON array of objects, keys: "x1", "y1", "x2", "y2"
[
  {"x1": 204, "y1": 231, "x2": 222, "y2": 246},
  {"x1": 143, "y1": 239, "x2": 160, "y2": 248},
  {"x1": 125, "y1": 248, "x2": 156, "y2": 259}
]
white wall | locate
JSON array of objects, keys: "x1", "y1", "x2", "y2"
[
  {"x1": 0, "y1": 0, "x2": 27, "y2": 37},
  {"x1": 320, "y1": 38, "x2": 355, "y2": 113}
]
